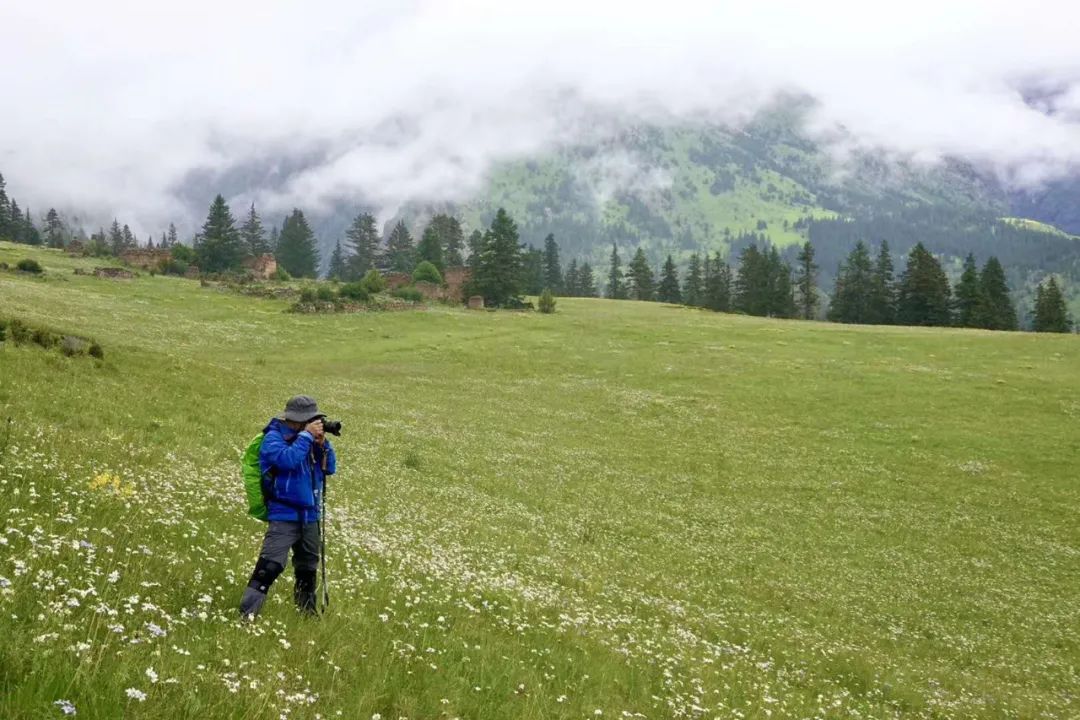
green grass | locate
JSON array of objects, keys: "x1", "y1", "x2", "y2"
[{"x1": 1, "y1": 241, "x2": 1078, "y2": 719}]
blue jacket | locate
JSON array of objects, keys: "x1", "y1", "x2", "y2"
[{"x1": 259, "y1": 418, "x2": 336, "y2": 523}]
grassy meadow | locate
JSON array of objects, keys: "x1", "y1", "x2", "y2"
[{"x1": 0, "y1": 241, "x2": 1078, "y2": 719}]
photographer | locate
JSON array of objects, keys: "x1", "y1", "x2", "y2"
[{"x1": 239, "y1": 395, "x2": 336, "y2": 617}]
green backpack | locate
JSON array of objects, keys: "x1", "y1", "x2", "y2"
[{"x1": 242, "y1": 433, "x2": 270, "y2": 521}]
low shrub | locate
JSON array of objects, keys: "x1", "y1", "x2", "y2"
[
  {"x1": 16, "y1": 258, "x2": 43, "y2": 274},
  {"x1": 298, "y1": 287, "x2": 318, "y2": 304},
  {"x1": 272, "y1": 266, "x2": 291, "y2": 281},
  {"x1": 338, "y1": 282, "x2": 370, "y2": 302},
  {"x1": 412, "y1": 261, "x2": 442, "y2": 285},
  {"x1": 538, "y1": 288, "x2": 557, "y2": 314},
  {"x1": 0, "y1": 317, "x2": 102, "y2": 359},
  {"x1": 360, "y1": 269, "x2": 386, "y2": 294},
  {"x1": 392, "y1": 286, "x2": 423, "y2": 303},
  {"x1": 315, "y1": 286, "x2": 336, "y2": 303}
]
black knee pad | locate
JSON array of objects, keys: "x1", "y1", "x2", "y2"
[
  {"x1": 294, "y1": 568, "x2": 316, "y2": 593},
  {"x1": 247, "y1": 557, "x2": 285, "y2": 593}
]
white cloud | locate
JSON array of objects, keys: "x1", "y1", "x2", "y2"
[{"x1": 1, "y1": 0, "x2": 1079, "y2": 234}]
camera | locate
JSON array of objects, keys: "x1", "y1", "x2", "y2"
[{"x1": 321, "y1": 419, "x2": 343, "y2": 436}]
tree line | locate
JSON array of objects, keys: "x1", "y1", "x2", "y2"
[
  {"x1": 0, "y1": 168, "x2": 1072, "y2": 329},
  {"x1": 600, "y1": 237, "x2": 1072, "y2": 333}
]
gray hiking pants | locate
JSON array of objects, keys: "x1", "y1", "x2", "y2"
[{"x1": 259, "y1": 521, "x2": 320, "y2": 573}]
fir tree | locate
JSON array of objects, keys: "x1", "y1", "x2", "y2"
[
  {"x1": 658, "y1": 254, "x2": 682, "y2": 304},
  {"x1": 828, "y1": 241, "x2": 875, "y2": 324},
  {"x1": 417, "y1": 225, "x2": 445, "y2": 271},
  {"x1": 167, "y1": 223, "x2": 178, "y2": 248},
  {"x1": 465, "y1": 229, "x2": 484, "y2": 281},
  {"x1": 44, "y1": 208, "x2": 65, "y2": 248},
  {"x1": 542, "y1": 234, "x2": 562, "y2": 293},
  {"x1": 522, "y1": 245, "x2": 545, "y2": 295},
  {"x1": 18, "y1": 207, "x2": 41, "y2": 246},
  {"x1": 8, "y1": 199, "x2": 22, "y2": 243},
  {"x1": 1033, "y1": 276, "x2": 1072, "y2": 332},
  {"x1": 0, "y1": 173, "x2": 10, "y2": 240},
  {"x1": 954, "y1": 253, "x2": 981, "y2": 327},
  {"x1": 735, "y1": 245, "x2": 769, "y2": 315},
  {"x1": 473, "y1": 208, "x2": 524, "y2": 307},
  {"x1": 897, "y1": 242, "x2": 952, "y2": 327},
  {"x1": 607, "y1": 242, "x2": 625, "y2": 299},
  {"x1": 240, "y1": 203, "x2": 270, "y2": 257},
  {"x1": 704, "y1": 254, "x2": 732, "y2": 312},
  {"x1": 275, "y1": 209, "x2": 319, "y2": 278},
  {"x1": 766, "y1": 246, "x2": 796, "y2": 318},
  {"x1": 108, "y1": 219, "x2": 125, "y2": 256},
  {"x1": 626, "y1": 248, "x2": 655, "y2": 301},
  {"x1": 195, "y1": 195, "x2": 244, "y2": 272},
  {"x1": 869, "y1": 241, "x2": 897, "y2": 325},
  {"x1": 795, "y1": 241, "x2": 818, "y2": 319},
  {"x1": 385, "y1": 220, "x2": 416, "y2": 273},
  {"x1": 564, "y1": 259, "x2": 580, "y2": 296},
  {"x1": 345, "y1": 212, "x2": 380, "y2": 279},
  {"x1": 327, "y1": 240, "x2": 348, "y2": 281},
  {"x1": 430, "y1": 214, "x2": 465, "y2": 267},
  {"x1": 579, "y1": 263, "x2": 597, "y2": 298},
  {"x1": 683, "y1": 253, "x2": 704, "y2": 307},
  {"x1": 122, "y1": 224, "x2": 136, "y2": 252},
  {"x1": 976, "y1": 257, "x2": 1017, "y2": 331}
]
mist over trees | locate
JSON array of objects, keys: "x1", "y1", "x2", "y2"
[{"x1": 0, "y1": 164, "x2": 1071, "y2": 331}]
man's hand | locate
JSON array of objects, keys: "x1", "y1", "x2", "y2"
[{"x1": 304, "y1": 418, "x2": 324, "y2": 441}]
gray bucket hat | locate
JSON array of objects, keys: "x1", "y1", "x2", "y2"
[{"x1": 281, "y1": 395, "x2": 323, "y2": 422}]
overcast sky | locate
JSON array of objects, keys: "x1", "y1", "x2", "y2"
[{"x1": 2, "y1": 0, "x2": 1079, "y2": 234}]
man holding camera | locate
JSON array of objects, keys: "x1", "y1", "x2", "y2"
[{"x1": 239, "y1": 395, "x2": 337, "y2": 617}]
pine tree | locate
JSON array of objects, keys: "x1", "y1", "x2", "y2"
[
  {"x1": 385, "y1": 220, "x2": 416, "y2": 273},
  {"x1": 626, "y1": 248, "x2": 655, "y2": 301},
  {"x1": 579, "y1": 263, "x2": 597, "y2": 298},
  {"x1": 465, "y1": 228, "x2": 484, "y2": 289},
  {"x1": 429, "y1": 214, "x2": 465, "y2": 267},
  {"x1": 345, "y1": 212, "x2": 380, "y2": 279},
  {"x1": 473, "y1": 208, "x2": 524, "y2": 307},
  {"x1": 275, "y1": 209, "x2": 319, "y2": 278},
  {"x1": 108, "y1": 219, "x2": 125, "y2": 256},
  {"x1": 954, "y1": 253, "x2": 981, "y2": 327},
  {"x1": 976, "y1": 257, "x2": 1017, "y2": 330},
  {"x1": 167, "y1": 223, "x2": 178, "y2": 248},
  {"x1": 607, "y1": 243, "x2": 625, "y2": 299},
  {"x1": 658, "y1": 255, "x2": 682, "y2": 304},
  {"x1": 44, "y1": 208, "x2": 65, "y2": 248},
  {"x1": 869, "y1": 241, "x2": 897, "y2": 325},
  {"x1": 897, "y1": 243, "x2": 952, "y2": 327},
  {"x1": 795, "y1": 241, "x2": 818, "y2": 319},
  {"x1": 683, "y1": 253, "x2": 704, "y2": 307},
  {"x1": 19, "y1": 208, "x2": 41, "y2": 246},
  {"x1": 1033, "y1": 276, "x2": 1072, "y2": 332},
  {"x1": 735, "y1": 245, "x2": 770, "y2": 315},
  {"x1": 828, "y1": 241, "x2": 875, "y2": 324},
  {"x1": 542, "y1": 234, "x2": 562, "y2": 293},
  {"x1": 766, "y1": 246, "x2": 796, "y2": 318},
  {"x1": 327, "y1": 240, "x2": 348, "y2": 280},
  {"x1": 0, "y1": 173, "x2": 10, "y2": 240},
  {"x1": 522, "y1": 246, "x2": 545, "y2": 295},
  {"x1": 417, "y1": 225, "x2": 445, "y2": 271},
  {"x1": 8, "y1": 200, "x2": 23, "y2": 243},
  {"x1": 704, "y1": 254, "x2": 731, "y2": 312},
  {"x1": 564, "y1": 259, "x2": 580, "y2": 296},
  {"x1": 240, "y1": 203, "x2": 270, "y2": 257},
  {"x1": 195, "y1": 195, "x2": 244, "y2": 272},
  {"x1": 122, "y1": 224, "x2": 136, "y2": 252}
]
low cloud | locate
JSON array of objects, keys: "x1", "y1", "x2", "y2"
[{"x1": 2, "y1": 0, "x2": 1079, "y2": 235}]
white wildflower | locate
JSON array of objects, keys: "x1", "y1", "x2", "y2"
[
  {"x1": 54, "y1": 699, "x2": 77, "y2": 715},
  {"x1": 125, "y1": 688, "x2": 147, "y2": 702}
]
